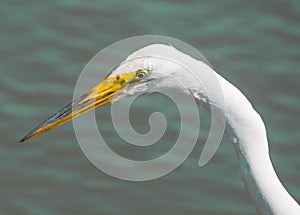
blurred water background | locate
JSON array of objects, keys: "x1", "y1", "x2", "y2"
[{"x1": 1, "y1": 0, "x2": 300, "y2": 214}]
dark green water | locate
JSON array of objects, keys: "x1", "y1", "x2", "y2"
[{"x1": 2, "y1": 0, "x2": 300, "y2": 214}]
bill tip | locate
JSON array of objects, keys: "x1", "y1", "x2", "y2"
[{"x1": 19, "y1": 136, "x2": 29, "y2": 143}]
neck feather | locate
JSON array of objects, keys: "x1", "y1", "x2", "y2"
[
  {"x1": 131, "y1": 45, "x2": 299, "y2": 213},
  {"x1": 200, "y1": 72, "x2": 300, "y2": 214}
]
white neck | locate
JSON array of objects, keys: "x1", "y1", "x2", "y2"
[
  {"x1": 128, "y1": 44, "x2": 299, "y2": 214},
  {"x1": 206, "y1": 73, "x2": 300, "y2": 214}
]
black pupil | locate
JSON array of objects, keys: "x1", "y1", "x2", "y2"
[{"x1": 137, "y1": 72, "x2": 145, "y2": 79}]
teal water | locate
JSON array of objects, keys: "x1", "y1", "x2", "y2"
[{"x1": 2, "y1": 0, "x2": 300, "y2": 214}]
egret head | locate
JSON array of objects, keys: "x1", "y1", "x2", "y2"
[
  {"x1": 108, "y1": 55, "x2": 190, "y2": 102},
  {"x1": 20, "y1": 44, "x2": 207, "y2": 143}
]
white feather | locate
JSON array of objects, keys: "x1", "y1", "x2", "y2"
[{"x1": 112, "y1": 44, "x2": 300, "y2": 214}]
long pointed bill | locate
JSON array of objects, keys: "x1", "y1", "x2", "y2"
[{"x1": 20, "y1": 70, "x2": 148, "y2": 143}]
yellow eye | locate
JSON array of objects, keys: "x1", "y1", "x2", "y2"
[{"x1": 136, "y1": 70, "x2": 148, "y2": 79}]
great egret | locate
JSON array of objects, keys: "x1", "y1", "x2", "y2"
[{"x1": 20, "y1": 44, "x2": 299, "y2": 214}]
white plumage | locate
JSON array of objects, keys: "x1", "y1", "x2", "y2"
[{"x1": 111, "y1": 44, "x2": 300, "y2": 214}]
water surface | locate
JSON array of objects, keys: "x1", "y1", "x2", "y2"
[{"x1": 1, "y1": 0, "x2": 300, "y2": 214}]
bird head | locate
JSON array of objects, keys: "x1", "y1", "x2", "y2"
[{"x1": 20, "y1": 44, "x2": 209, "y2": 143}]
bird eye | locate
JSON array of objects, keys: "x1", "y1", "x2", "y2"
[{"x1": 136, "y1": 70, "x2": 148, "y2": 79}]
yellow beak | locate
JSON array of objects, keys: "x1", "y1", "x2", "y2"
[{"x1": 20, "y1": 70, "x2": 148, "y2": 143}]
